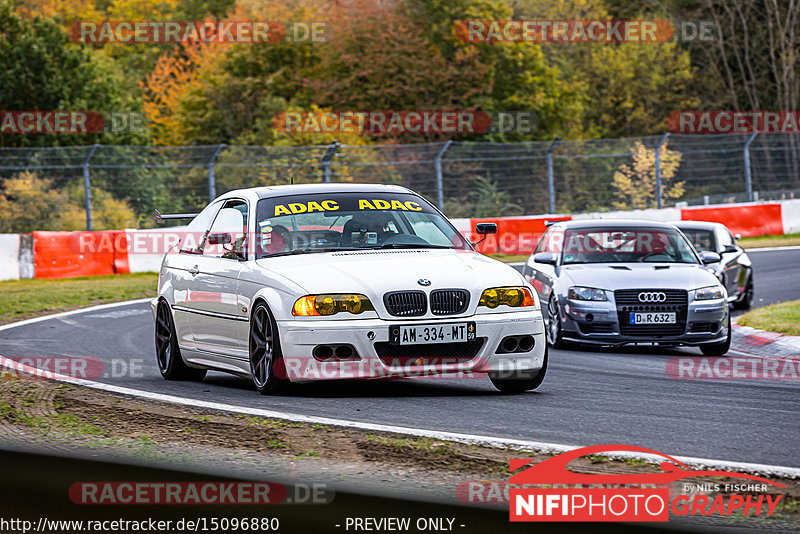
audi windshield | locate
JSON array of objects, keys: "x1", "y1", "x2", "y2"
[
  {"x1": 559, "y1": 228, "x2": 699, "y2": 265},
  {"x1": 254, "y1": 192, "x2": 470, "y2": 258}
]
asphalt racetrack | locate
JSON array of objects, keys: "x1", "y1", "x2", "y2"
[{"x1": 1, "y1": 248, "x2": 799, "y2": 468}]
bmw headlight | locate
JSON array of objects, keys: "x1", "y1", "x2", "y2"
[
  {"x1": 695, "y1": 285, "x2": 725, "y2": 300},
  {"x1": 568, "y1": 286, "x2": 607, "y2": 301},
  {"x1": 292, "y1": 294, "x2": 375, "y2": 316},
  {"x1": 478, "y1": 287, "x2": 536, "y2": 308}
]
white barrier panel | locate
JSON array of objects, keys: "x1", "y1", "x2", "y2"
[
  {"x1": 572, "y1": 207, "x2": 681, "y2": 222},
  {"x1": 125, "y1": 228, "x2": 184, "y2": 273},
  {"x1": 450, "y1": 218, "x2": 471, "y2": 237},
  {"x1": 781, "y1": 199, "x2": 800, "y2": 234},
  {"x1": 0, "y1": 234, "x2": 21, "y2": 281}
]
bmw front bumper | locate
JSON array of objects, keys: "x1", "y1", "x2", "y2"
[{"x1": 276, "y1": 311, "x2": 546, "y2": 382}]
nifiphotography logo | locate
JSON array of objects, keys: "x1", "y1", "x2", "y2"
[{"x1": 508, "y1": 444, "x2": 785, "y2": 522}]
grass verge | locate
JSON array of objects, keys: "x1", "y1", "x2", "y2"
[
  {"x1": 0, "y1": 273, "x2": 158, "y2": 325},
  {"x1": 738, "y1": 299, "x2": 800, "y2": 336},
  {"x1": 739, "y1": 233, "x2": 800, "y2": 249}
]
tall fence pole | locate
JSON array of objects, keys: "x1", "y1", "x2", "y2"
[
  {"x1": 207, "y1": 144, "x2": 226, "y2": 201},
  {"x1": 546, "y1": 137, "x2": 562, "y2": 214},
  {"x1": 321, "y1": 141, "x2": 340, "y2": 183},
  {"x1": 435, "y1": 140, "x2": 453, "y2": 211},
  {"x1": 82, "y1": 144, "x2": 99, "y2": 231},
  {"x1": 654, "y1": 133, "x2": 670, "y2": 209},
  {"x1": 743, "y1": 133, "x2": 757, "y2": 202}
]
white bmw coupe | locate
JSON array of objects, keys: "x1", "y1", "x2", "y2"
[{"x1": 153, "y1": 184, "x2": 546, "y2": 394}]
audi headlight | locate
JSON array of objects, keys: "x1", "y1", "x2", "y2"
[
  {"x1": 479, "y1": 287, "x2": 536, "y2": 308},
  {"x1": 292, "y1": 294, "x2": 375, "y2": 316},
  {"x1": 695, "y1": 286, "x2": 725, "y2": 300},
  {"x1": 568, "y1": 286, "x2": 607, "y2": 301}
]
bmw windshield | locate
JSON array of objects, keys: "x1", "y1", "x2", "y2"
[
  {"x1": 559, "y1": 228, "x2": 699, "y2": 265},
  {"x1": 254, "y1": 192, "x2": 470, "y2": 258}
]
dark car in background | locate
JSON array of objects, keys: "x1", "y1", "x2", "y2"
[
  {"x1": 675, "y1": 221, "x2": 754, "y2": 310},
  {"x1": 522, "y1": 219, "x2": 731, "y2": 355}
]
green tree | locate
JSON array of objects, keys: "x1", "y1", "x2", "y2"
[{"x1": 0, "y1": 1, "x2": 129, "y2": 146}]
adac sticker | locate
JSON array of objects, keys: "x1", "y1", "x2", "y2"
[
  {"x1": 358, "y1": 199, "x2": 422, "y2": 211},
  {"x1": 274, "y1": 200, "x2": 339, "y2": 216}
]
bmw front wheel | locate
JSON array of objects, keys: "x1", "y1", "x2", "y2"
[
  {"x1": 249, "y1": 302, "x2": 289, "y2": 395},
  {"x1": 490, "y1": 347, "x2": 548, "y2": 393}
]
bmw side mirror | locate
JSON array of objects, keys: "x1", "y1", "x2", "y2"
[
  {"x1": 533, "y1": 252, "x2": 557, "y2": 265},
  {"x1": 722, "y1": 244, "x2": 738, "y2": 254},
  {"x1": 699, "y1": 251, "x2": 721, "y2": 264},
  {"x1": 473, "y1": 223, "x2": 497, "y2": 245},
  {"x1": 207, "y1": 233, "x2": 232, "y2": 245}
]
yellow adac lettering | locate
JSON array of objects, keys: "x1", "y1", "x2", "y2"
[
  {"x1": 321, "y1": 200, "x2": 339, "y2": 211},
  {"x1": 404, "y1": 201, "x2": 422, "y2": 211},
  {"x1": 307, "y1": 201, "x2": 324, "y2": 212},
  {"x1": 373, "y1": 199, "x2": 390, "y2": 209},
  {"x1": 359, "y1": 199, "x2": 376, "y2": 210},
  {"x1": 289, "y1": 203, "x2": 308, "y2": 214},
  {"x1": 274, "y1": 205, "x2": 291, "y2": 216},
  {"x1": 390, "y1": 200, "x2": 406, "y2": 210}
]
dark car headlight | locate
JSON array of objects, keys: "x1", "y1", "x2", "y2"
[{"x1": 695, "y1": 285, "x2": 725, "y2": 300}]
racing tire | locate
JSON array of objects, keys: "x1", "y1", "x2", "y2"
[
  {"x1": 732, "y1": 277, "x2": 754, "y2": 310},
  {"x1": 546, "y1": 296, "x2": 569, "y2": 349},
  {"x1": 489, "y1": 347, "x2": 548, "y2": 393},
  {"x1": 155, "y1": 300, "x2": 207, "y2": 381},
  {"x1": 700, "y1": 321, "x2": 732, "y2": 356},
  {"x1": 249, "y1": 302, "x2": 290, "y2": 395}
]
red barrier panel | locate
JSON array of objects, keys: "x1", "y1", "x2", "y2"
[
  {"x1": 471, "y1": 216, "x2": 572, "y2": 255},
  {"x1": 33, "y1": 231, "x2": 130, "y2": 279},
  {"x1": 680, "y1": 204, "x2": 783, "y2": 237}
]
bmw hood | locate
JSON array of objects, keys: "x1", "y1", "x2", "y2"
[
  {"x1": 255, "y1": 249, "x2": 526, "y2": 297},
  {"x1": 560, "y1": 263, "x2": 721, "y2": 291}
]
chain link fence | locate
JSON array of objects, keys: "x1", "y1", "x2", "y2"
[{"x1": 1, "y1": 133, "x2": 799, "y2": 230}]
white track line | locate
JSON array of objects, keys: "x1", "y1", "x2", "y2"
[
  {"x1": 1, "y1": 300, "x2": 799, "y2": 479},
  {"x1": 0, "y1": 298, "x2": 152, "y2": 333}
]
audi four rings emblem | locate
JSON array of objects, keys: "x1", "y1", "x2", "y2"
[{"x1": 638, "y1": 291, "x2": 667, "y2": 302}]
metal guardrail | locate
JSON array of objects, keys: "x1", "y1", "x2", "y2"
[{"x1": 1, "y1": 133, "x2": 799, "y2": 230}]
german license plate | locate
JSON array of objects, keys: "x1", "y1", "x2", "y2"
[
  {"x1": 629, "y1": 312, "x2": 676, "y2": 325},
  {"x1": 389, "y1": 322, "x2": 476, "y2": 345}
]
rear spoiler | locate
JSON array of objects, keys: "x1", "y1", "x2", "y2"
[{"x1": 155, "y1": 209, "x2": 198, "y2": 224}]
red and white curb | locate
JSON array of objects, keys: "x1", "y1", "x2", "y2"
[{"x1": 732, "y1": 324, "x2": 800, "y2": 359}]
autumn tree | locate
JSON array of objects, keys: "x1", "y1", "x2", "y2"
[{"x1": 613, "y1": 140, "x2": 683, "y2": 209}]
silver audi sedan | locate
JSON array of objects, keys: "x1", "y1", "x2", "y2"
[{"x1": 522, "y1": 219, "x2": 731, "y2": 355}]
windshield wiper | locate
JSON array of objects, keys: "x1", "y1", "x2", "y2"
[
  {"x1": 265, "y1": 247, "x2": 362, "y2": 258},
  {"x1": 369, "y1": 243, "x2": 452, "y2": 250}
]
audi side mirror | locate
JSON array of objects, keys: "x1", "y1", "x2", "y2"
[
  {"x1": 699, "y1": 251, "x2": 721, "y2": 264},
  {"x1": 533, "y1": 252, "x2": 557, "y2": 265}
]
